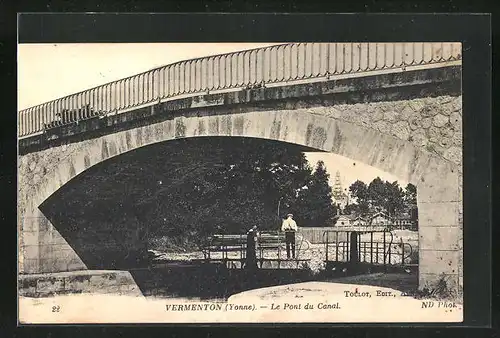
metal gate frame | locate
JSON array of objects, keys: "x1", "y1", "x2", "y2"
[{"x1": 323, "y1": 228, "x2": 415, "y2": 269}]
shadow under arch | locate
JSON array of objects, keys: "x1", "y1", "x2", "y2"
[{"x1": 39, "y1": 136, "x2": 322, "y2": 270}]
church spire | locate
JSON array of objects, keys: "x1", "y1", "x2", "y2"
[
  {"x1": 332, "y1": 170, "x2": 349, "y2": 209},
  {"x1": 332, "y1": 170, "x2": 343, "y2": 199}
]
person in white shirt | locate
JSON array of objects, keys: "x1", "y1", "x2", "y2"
[{"x1": 281, "y1": 213, "x2": 298, "y2": 259}]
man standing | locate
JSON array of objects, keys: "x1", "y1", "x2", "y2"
[
  {"x1": 245, "y1": 225, "x2": 259, "y2": 270},
  {"x1": 281, "y1": 213, "x2": 298, "y2": 259}
]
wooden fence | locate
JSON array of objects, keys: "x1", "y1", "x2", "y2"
[
  {"x1": 298, "y1": 226, "x2": 392, "y2": 244},
  {"x1": 298, "y1": 227, "x2": 336, "y2": 244}
]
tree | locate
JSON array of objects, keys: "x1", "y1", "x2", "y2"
[
  {"x1": 349, "y1": 180, "x2": 367, "y2": 198},
  {"x1": 404, "y1": 183, "x2": 418, "y2": 229},
  {"x1": 345, "y1": 178, "x2": 417, "y2": 225},
  {"x1": 367, "y1": 177, "x2": 386, "y2": 211},
  {"x1": 404, "y1": 183, "x2": 417, "y2": 206},
  {"x1": 200, "y1": 142, "x2": 314, "y2": 233},
  {"x1": 266, "y1": 150, "x2": 314, "y2": 221},
  {"x1": 92, "y1": 137, "x2": 350, "y2": 247},
  {"x1": 142, "y1": 139, "x2": 319, "y2": 241},
  {"x1": 343, "y1": 203, "x2": 359, "y2": 215},
  {"x1": 348, "y1": 180, "x2": 370, "y2": 215},
  {"x1": 384, "y1": 180, "x2": 405, "y2": 217},
  {"x1": 294, "y1": 161, "x2": 336, "y2": 227}
]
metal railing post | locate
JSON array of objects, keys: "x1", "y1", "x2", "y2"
[
  {"x1": 335, "y1": 232, "x2": 340, "y2": 262},
  {"x1": 401, "y1": 237, "x2": 404, "y2": 266},
  {"x1": 324, "y1": 231, "x2": 329, "y2": 262},
  {"x1": 383, "y1": 231, "x2": 386, "y2": 268}
]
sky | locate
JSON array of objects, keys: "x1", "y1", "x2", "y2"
[
  {"x1": 17, "y1": 43, "x2": 280, "y2": 110},
  {"x1": 18, "y1": 43, "x2": 408, "y2": 190},
  {"x1": 305, "y1": 152, "x2": 408, "y2": 193}
]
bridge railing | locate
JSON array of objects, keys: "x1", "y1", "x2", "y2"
[{"x1": 18, "y1": 42, "x2": 462, "y2": 138}]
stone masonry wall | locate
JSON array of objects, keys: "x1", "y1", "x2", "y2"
[{"x1": 306, "y1": 94, "x2": 463, "y2": 296}]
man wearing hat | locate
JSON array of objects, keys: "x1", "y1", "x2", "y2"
[
  {"x1": 245, "y1": 225, "x2": 259, "y2": 270},
  {"x1": 281, "y1": 213, "x2": 298, "y2": 259}
]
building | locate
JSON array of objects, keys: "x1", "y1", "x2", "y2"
[
  {"x1": 335, "y1": 215, "x2": 353, "y2": 227},
  {"x1": 351, "y1": 215, "x2": 368, "y2": 226},
  {"x1": 394, "y1": 213, "x2": 416, "y2": 229},
  {"x1": 332, "y1": 210, "x2": 414, "y2": 229},
  {"x1": 334, "y1": 214, "x2": 368, "y2": 227},
  {"x1": 368, "y1": 212, "x2": 392, "y2": 226},
  {"x1": 365, "y1": 211, "x2": 416, "y2": 229}
]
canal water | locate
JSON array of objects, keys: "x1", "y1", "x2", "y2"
[
  {"x1": 127, "y1": 260, "x2": 412, "y2": 300},
  {"x1": 128, "y1": 262, "x2": 317, "y2": 300}
]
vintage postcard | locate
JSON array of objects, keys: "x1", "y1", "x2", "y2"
[{"x1": 18, "y1": 42, "x2": 463, "y2": 324}]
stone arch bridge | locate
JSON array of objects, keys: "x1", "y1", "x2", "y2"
[{"x1": 18, "y1": 42, "x2": 463, "y2": 294}]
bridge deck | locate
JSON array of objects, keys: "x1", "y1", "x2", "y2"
[{"x1": 18, "y1": 42, "x2": 461, "y2": 139}]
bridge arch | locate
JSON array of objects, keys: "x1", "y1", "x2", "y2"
[
  {"x1": 19, "y1": 101, "x2": 462, "y2": 294},
  {"x1": 22, "y1": 108, "x2": 459, "y2": 207}
]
